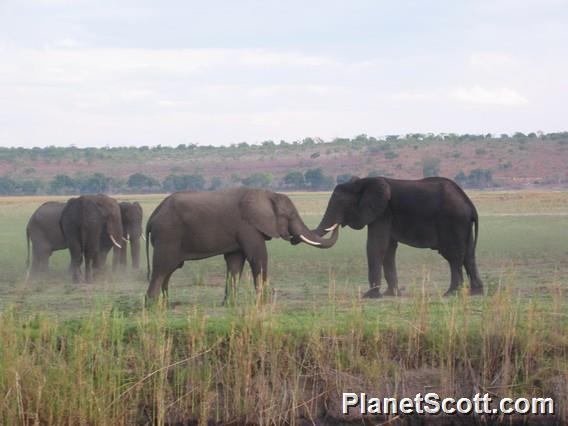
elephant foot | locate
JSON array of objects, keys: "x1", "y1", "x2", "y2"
[
  {"x1": 443, "y1": 288, "x2": 459, "y2": 297},
  {"x1": 362, "y1": 287, "x2": 382, "y2": 299},
  {"x1": 470, "y1": 286, "x2": 484, "y2": 296},
  {"x1": 383, "y1": 287, "x2": 401, "y2": 296}
]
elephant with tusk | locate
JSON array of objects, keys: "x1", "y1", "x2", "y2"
[
  {"x1": 145, "y1": 187, "x2": 338, "y2": 302},
  {"x1": 60, "y1": 194, "x2": 124, "y2": 283},
  {"x1": 118, "y1": 201, "x2": 143, "y2": 269}
]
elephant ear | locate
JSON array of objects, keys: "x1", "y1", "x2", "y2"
[
  {"x1": 357, "y1": 178, "x2": 391, "y2": 225},
  {"x1": 240, "y1": 190, "x2": 280, "y2": 239}
]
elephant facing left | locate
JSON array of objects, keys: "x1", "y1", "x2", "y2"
[
  {"x1": 118, "y1": 202, "x2": 144, "y2": 269},
  {"x1": 60, "y1": 194, "x2": 124, "y2": 283}
]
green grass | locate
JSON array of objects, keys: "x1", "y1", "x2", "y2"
[{"x1": 0, "y1": 191, "x2": 567, "y2": 424}]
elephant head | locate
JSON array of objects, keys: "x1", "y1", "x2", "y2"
[
  {"x1": 119, "y1": 201, "x2": 143, "y2": 268},
  {"x1": 84, "y1": 194, "x2": 124, "y2": 251},
  {"x1": 240, "y1": 189, "x2": 338, "y2": 247},
  {"x1": 313, "y1": 176, "x2": 391, "y2": 235}
]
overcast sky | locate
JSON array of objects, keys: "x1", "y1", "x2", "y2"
[{"x1": 1, "y1": 0, "x2": 567, "y2": 148}]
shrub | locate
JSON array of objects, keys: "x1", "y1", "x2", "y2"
[
  {"x1": 422, "y1": 158, "x2": 441, "y2": 177},
  {"x1": 281, "y1": 172, "x2": 305, "y2": 190},
  {"x1": 304, "y1": 168, "x2": 334, "y2": 190},
  {"x1": 241, "y1": 173, "x2": 273, "y2": 188},
  {"x1": 336, "y1": 174, "x2": 352, "y2": 184},
  {"x1": 455, "y1": 168, "x2": 494, "y2": 188}
]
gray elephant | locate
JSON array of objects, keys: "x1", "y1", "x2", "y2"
[
  {"x1": 26, "y1": 201, "x2": 67, "y2": 278},
  {"x1": 302, "y1": 176, "x2": 483, "y2": 297},
  {"x1": 60, "y1": 194, "x2": 123, "y2": 283},
  {"x1": 118, "y1": 201, "x2": 144, "y2": 269},
  {"x1": 145, "y1": 188, "x2": 338, "y2": 301}
]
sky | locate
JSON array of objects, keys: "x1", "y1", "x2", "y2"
[{"x1": 0, "y1": 0, "x2": 567, "y2": 148}]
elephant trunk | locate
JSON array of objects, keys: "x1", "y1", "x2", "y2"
[
  {"x1": 290, "y1": 216, "x2": 338, "y2": 249},
  {"x1": 130, "y1": 236, "x2": 141, "y2": 269},
  {"x1": 314, "y1": 200, "x2": 340, "y2": 237}
]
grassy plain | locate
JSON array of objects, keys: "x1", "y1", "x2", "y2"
[{"x1": 0, "y1": 191, "x2": 567, "y2": 424}]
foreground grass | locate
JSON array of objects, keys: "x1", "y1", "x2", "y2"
[{"x1": 1, "y1": 287, "x2": 567, "y2": 425}]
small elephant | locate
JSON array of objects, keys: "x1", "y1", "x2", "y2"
[
  {"x1": 26, "y1": 201, "x2": 67, "y2": 279},
  {"x1": 304, "y1": 176, "x2": 483, "y2": 297},
  {"x1": 60, "y1": 194, "x2": 124, "y2": 283},
  {"x1": 145, "y1": 187, "x2": 338, "y2": 301},
  {"x1": 118, "y1": 201, "x2": 144, "y2": 269}
]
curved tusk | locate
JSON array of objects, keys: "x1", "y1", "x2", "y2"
[
  {"x1": 110, "y1": 235, "x2": 122, "y2": 249},
  {"x1": 300, "y1": 234, "x2": 321, "y2": 246},
  {"x1": 325, "y1": 223, "x2": 339, "y2": 232},
  {"x1": 142, "y1": 234, "x2": 146, "y2": 241},
  {"x1": 122, "y1": 236, "x2": 129, "y2": 242}
]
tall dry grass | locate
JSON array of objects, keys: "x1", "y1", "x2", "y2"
[{"x1": 0, "y1": 282, "x2": 566, "y2": 425}]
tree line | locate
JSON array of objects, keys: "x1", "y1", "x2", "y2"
[{"x1": 0, "y1": 165, "x2": 497, "y2": 196}]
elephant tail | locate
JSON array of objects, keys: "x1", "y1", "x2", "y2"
[
  {"x1": 145, "y1": 222, "x2": 151, "y2": 282},
  {"x1": 25, "y1": 226, "x2": 31, "y2": 269},
  {"x1": 473, "y1": 208, "x2": 479, "y2": 254}
]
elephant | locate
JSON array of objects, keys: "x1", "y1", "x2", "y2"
[
  {"x1": 60, "y1": 194, "x2": 124, "y2": 283},
  {"x1": 26, "y1": 201, "x2": 67, "y2": 278},
  {"x1": 118, "y1": 202, "x2": 144, "y2": 269},
  {"x1": 301, "y1": 176, "x2": 483, "y2": 297},
  {"x1": 145, "y1": 187, "x2": 338, "y2": 301}
]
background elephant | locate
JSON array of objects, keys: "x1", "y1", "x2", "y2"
[
  {"x1": 118, "y1": 201, "x2": 143, "y2": 269},
  {"x1": 26, "y1": 201, "x2": 67, "y2": 278},
  {"x1": 145, "y1": 187, "x2": 338, "y2": 301},
  {"x1": 304, "y1": 176, "x2": 483, "y2": 297},
  {"x1": 60, "y1": 194, "x2": 123, "y2": 283}
]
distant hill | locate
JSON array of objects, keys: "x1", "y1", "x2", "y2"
[{"x1": 1, "y1": 132, "x2": 567, "y2": 195}]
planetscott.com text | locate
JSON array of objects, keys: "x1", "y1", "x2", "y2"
[{"x1": 342, "y1": 392, "x2": 554, "y2": 416}]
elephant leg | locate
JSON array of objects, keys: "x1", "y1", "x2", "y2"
[
  {"x1": 67, "y1": 240, "x2": 83, "y2": 284},
  {"x1": 364, "y1": 221, "x2": 390, "y2": 298},
  {"x1": 464, "y1": 238, "x2": 483, "y2": 295},
  {"x1": 240, "y1": 237, "x2": 268, "y2": 296},
  {"x1": 146, "y1": 245, "x2": 181, "y2": 300},
  {"x1": 131, "y1": 239, "x2": 141, "y2": 269},
  {"x1": 84, "y1": 243, "x2": 99, "y2": 284},
  {"x1": 117, "y1": 243, "x2": 127, "y2": 268},
  {"x1": 31, "y1": 242, "x2": 50, "y2": 278},
  {"x1": 160, "y1": 270, "x2": 176, "y2": 299},
  {"x1": 441, "y1": 251, "x2": 465, "y2": 296},
  {"x1": 223, "y1": 251, "x2": 246, "y2": 305},
  {"x1": 440, "y1": 223, "x2": 467, "y2": 296},
  {"x1": 382, "y1": 239, "x2": 399, "y2": 296}
]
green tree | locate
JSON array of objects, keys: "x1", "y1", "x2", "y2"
[
  {"x1": 304, "y1": 168, "x2": 334, "y2": 190},
  {"x1": 49, "y1": 174, "x2": 77, "y2": 194},
  {"x1": 336, "y1": 173, "x2": 352, "y2": 184},
  {"x1": 209, "y1": 176, "x2": 223, "y2": 191},
  {"x1": 183, "y1": 174, "x2": 205, "y2": 191},
  {"x1": 0, "y1": 177, "x2": 18, "y2": 195},
  {"x1": 422, "y1": 158, "x2": 441, "y2": 177},
  {"x1": 162, "y1": 174, "x2": 205, "y2": 192},
  {"x1": 80, "y1": 173, "x2": 110, "y2": 193},
  {"x1": 281, "y1": 171, "x2": 305, "y2": 189},
  {"x1": 127, "y1": 173, "x2": 158, "y2": 191},
  {"x1": 242, "y1": 172, "x2": 273, "y2": 188}
]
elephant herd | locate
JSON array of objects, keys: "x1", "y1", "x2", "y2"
[
  {"x1": 25, "y1": 176, "x2": 484, "y2": 302},
  {"x1": 26, "y1": 195, "x2": 143, "y2": 283}
]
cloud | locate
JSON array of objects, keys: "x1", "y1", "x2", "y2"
[
  {"x1": 392, "y1": 86, "x2": 528, "y2": 107},
  {"x1": 451, "y1": 86, "x2": 528, "y2": 106},
  {"x1": 54, "y1": 38, "x2": 82, "y2": 48},
  {"x1": 468, "y1": 52, "x2": 517, "y2": 70},
  {"x1": 390, "y1": 91, "x2": 442, "y2": 102}
]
